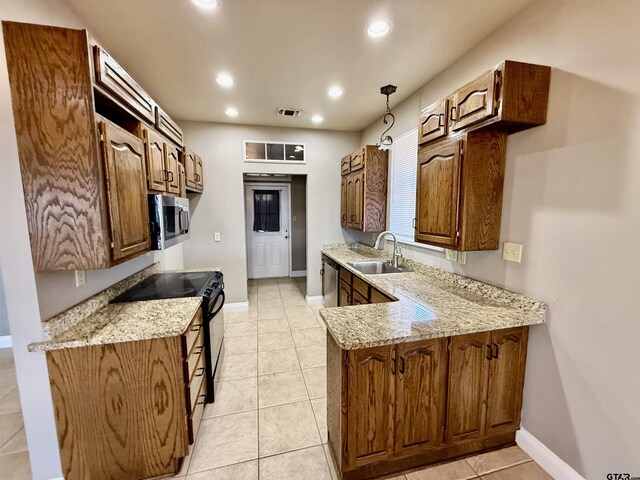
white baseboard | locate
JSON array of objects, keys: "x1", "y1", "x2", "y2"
[
  {"x1": 290, "y1": 270, "x2": 307, "y2": 277},
  {"x1": 0, "y1": 336, "x2": 12, "y2": 349},
  {"x1": 516, "y1": 428, "x2": 585, "y2": 480},
  {"x1": 306, "y1": 295, "x2": 324, "y2": 305},
  {"x1": 223, "y1": 301, "x2": 249, "y2": 312}
]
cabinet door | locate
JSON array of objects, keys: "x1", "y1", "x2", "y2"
[
  {"x1": 352, "y1": 290, "x2": 368, "y2": 305},
  {"x1": 395, "y1": 339, "x2": 447, "y2": 456},
  {"x1": 415, "y1": 139, "x2": 462, "y2": 248},
  {"x1": 452, "y1": 69, "x2": 499, "y2": 131},
  {"x1": 99, "y1": 120, "x2": 150, "y2": 262},
  {"x1": 370, "y1": 289, "x2": 391, "y2": 304},
  {"x1": 165, "y1": 143, "x2": 181, "y2": 195},
  {"x1": 350, "y1": 148, "x2": 364, "y2": 171},
  {"x1": 144, "y1": 128, "x2": 167, "y2": 192},
  {"x1": 485, "y1": 327, "x2": 527, "y2": 436},
  {"x1": 346, "y1": 175, "x2": 355, "y2": 228},
  {"x1": 338, "y1": 280, "x2": 351, "y2": 306},
  {"x1": 178, "y1": 163, "x2": 186, "y2": 198},
  {"x1": 195, "y1": 156, "x2": 204, "y2": 191},
  {"x1": 419, "y1": 99, "x2": 448, "y2": 145},
  {"x1": 340, "y1": 178, "x2": 348, "y2": 227},
  {"x1": 341, "y1": 155, "x2": 351, "y2": 175},
  {"x1": 155, "y1": 106, "x2": 184, "y2": 146},
  {"x1": 183, "y1": 149, "x2": 197, "y2": 189},
  {"x1": 353, "y1": 171, "x2": 364, "y2": 229},
  {"x1": 446, "y1": 332, "x2": 490, "y2": 444},
  {"x1": 347, "y1": 345, "x2": 395, "y2": 467}
]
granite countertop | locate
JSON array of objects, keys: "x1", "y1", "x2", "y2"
[
  {"x1": 29, "y1": 265, "x2": 220, "y2": 352},
  {"x1": 319, "y1": 244, "x2": 547, "y2": 350}
]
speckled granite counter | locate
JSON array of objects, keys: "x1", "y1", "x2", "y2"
[
  {"x1": 29, "y1": 265, "x2": 220, "y2": 352},
  {"x1": 320, "y1": 244, "x2": 546, "y2": 350}
]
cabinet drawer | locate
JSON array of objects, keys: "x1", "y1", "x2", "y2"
[
  {"x1": 352, "y1": 290, "x2": 368, "y2": 305},
  {"x1": 188, "y1": 367, "x2": 206, "y2": 415},
  {"x1": 339, "y1": 268, "x2": 352, "y2": 284},
  {"x1": 370, "y1": 288, "x2": 392, "y2": 304},
  {"x1": 155, "y1": 106, "x2": 183, "y2": 146},
  {"x1": 93, "y1": 46, "x2": 155, "y2": 123},
  {"x1": 419, "y1": 99, "x2": 448, "y2": 145},
  {"x1": 452, "y1": 69, "x2": 498, "y2": 131},
  {"x1": 352, "y1": 276, "x2": 369, "y2": 298},
  {"x1": 183, "y1": 310, "x2": 204, "y2": 357},
  {"x1": 186, "y1": 331, "x2": 205, "y2": 382},
  {"x1": 188, "y1": 379, "x2": 206, "y2": 444},
  {"x1": 341, "y1": 155, "x2": 351, "y2": 175},
  {"x1": 350, "y1": 149, "x2": 364, "y2": 171}
]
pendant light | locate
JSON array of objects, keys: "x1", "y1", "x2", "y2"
[{"x1": 378, "y1": 84, "x2": 397, "y2": 150}]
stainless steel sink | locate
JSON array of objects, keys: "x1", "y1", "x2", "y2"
[{"x1": 347, "y1": 261, "x2": 412, "y2": 275}]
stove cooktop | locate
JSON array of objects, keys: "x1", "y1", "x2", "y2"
[{"x1": 111, "y1": 271, "x2": 223, "y2": 302}]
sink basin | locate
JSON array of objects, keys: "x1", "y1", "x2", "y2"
[{"x1": 347, "y1": 261, "x2": 412, "y2": 275}]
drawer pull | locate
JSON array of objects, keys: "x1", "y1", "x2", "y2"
[
  {"x1": 194, "y1": 367, "x2": 205, "y2": 377},
  {"x1": 196, "y1": 394, "x2": 207, "y2": 405},
  {"x1": 191, "y1": 323, "x2": 202, "y2": 332},
  {"x1": 193, "y1": 345, "x2": 204, "y2": 355}
]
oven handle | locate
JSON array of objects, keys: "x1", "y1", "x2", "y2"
[{"x1": 207, "y1": 290, "x2": 225, "y2": 319}]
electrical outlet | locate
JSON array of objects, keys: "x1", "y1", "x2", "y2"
[
  {"x1": 75, "y1": 270, "x2": 86, "y2": 287},
  {"x1": 457, "y1": 251, "x2": 467, "y2": 264},
  {"x1": 445, "y1": 249, "x2": 457, "y2": 262},
  {"x1": 214, "y1": 232, "x2": 221, "y2": 242},
  {"x1": 292, "y1": 215, "x2": 297, "y2": 222},
  {"x1": 503, "y1": 242, "x2": 523, "y2": 263}
]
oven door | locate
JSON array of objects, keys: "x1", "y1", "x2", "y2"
[{"x1": 203, "y1": 289, "x2": 225, "y2": 403}]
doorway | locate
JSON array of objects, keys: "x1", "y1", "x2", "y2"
[{"x1": 244, "y1": 175, "x2": 306, "y2": 280}]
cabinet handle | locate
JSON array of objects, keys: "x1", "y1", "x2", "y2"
[
  {"x1": 167, "y1": 171, "x2": 174, "y2": 182},
  {"x1": 450, "y1": 105, "x2": 457, "y2": 122},
  {"x1": 192, "y1": 323, "x2": 202, "y2": 332},
  {"x1": 492, "y1": 343, "x2": 500, "y2": 359},
  {"x1": 399, "y1": 356, "x2": 405, "y2": 374},
  {"x1": 486, "y1": 344, "x2": 493, "y2": 360},
  {"x1": 412, "y1": 218, "x2": 416, "y2": 229},
  {"x1": 438, "y1": 113, "x2": 444, "y2": 128},
  {"x1": 193, "y1": 345, "x2": 204, "y2": 355},
  {"x1": 194, "y1": 367, "x2": 205, "y2": 377},
  {"x1": 391, "y1": 357, "x2": 397, "y2": 375},
  {"x1": 196, "y1": 394, "x2": 207, "y2": 405}
]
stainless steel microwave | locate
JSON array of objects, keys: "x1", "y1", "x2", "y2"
[{"x1": 149, "y1": 195, "x2": 190, "y2": 250}]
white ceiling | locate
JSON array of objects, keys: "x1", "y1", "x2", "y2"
[{"x1": 65, "y1": 0, "x2": 531, "y2": 131}]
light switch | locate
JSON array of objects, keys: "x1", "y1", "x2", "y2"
[
  {"x1": 292, "y1": 215, "x2": 297, "y2": 222},
  {"x1": 503, "y1": 242, "x2": 523, "y2": 263},
  {"x1": 75, "y1": 270, "x2": 86, "y2": 287},
  {"x1": 214, "y1": 232, "x2": 221, "y2": 242}
]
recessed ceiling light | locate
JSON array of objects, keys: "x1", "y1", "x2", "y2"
[
  {"x1": 225, "y1": 107, "x2": 238, "y2": 117},
  {"x1": 367, "y1": 21, "x2": 390, "y2": 38},
  {"x1": 191, "y1": 0, "x2": 217, "y2": 9},
  {"x1": 216, "y1": 73, "x2": 234, "y2": 87},
  {"x1": 311, "y1": 114, "x2": 323, "y2": 124},
  {"x1": 328, "y1": 86, "x2": 343, "y2": 98}
]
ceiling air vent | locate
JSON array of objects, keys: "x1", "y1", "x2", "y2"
[{"x1": 276, "y1": 107, "x2": 302, "y2": 117}]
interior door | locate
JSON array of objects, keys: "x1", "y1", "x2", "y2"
[
  {"x1": 99, "y1": 119, "x2": 150, "y2": 262},
  {"x1": 245, "y1": 184, "x2": 290, "y2": 278},
  {"x1": 415, "y1": 138, "x2": 462, "y2": 247}
]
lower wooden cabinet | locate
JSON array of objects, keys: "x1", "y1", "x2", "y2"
[
  {"x1": 337, "y1": 268, "x2": 393, "y2": 306},
  {"x1": 327, "y1": 327, "x2": 529, "y2": 479},
  {"x1": 339, "y1": 280, "x2": 352, "y2": 306},
  {"x1": 46, "y1": 310, "x2": 206, "y2": 480}
]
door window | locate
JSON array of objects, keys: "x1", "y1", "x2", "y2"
[{"x1": 253, "y1": 190, "x2": 280, "y2": 232}]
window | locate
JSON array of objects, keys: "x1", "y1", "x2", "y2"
[
  {"x1": 388, "y1": 129, "x2": 419, "y2": 242},
  {"x1": 244, "y1": 141, "x2": 305, "y2": 163},
  {"x1": 253, "y1": 190, "x2": 280, "y2": 232}
]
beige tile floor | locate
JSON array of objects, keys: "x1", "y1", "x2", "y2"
[
  {"x1": 0, "y1": 276, "x2": 552, "y2": 480},
  {"x1": 172, "y1": 277, "x2": 553, "y2": 480},
  {"x1": 0, "y1": 348, "x2": 32, "y2": 479}
]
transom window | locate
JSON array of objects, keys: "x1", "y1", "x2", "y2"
[{"x1": 244, "y1": 141, "x2": 305, "y2": 163}]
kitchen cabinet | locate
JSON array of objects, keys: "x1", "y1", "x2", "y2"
[
  {"x1": 337, "y1": 268, "x2": 393, "y2": 306},
  {"x1": 339, "y1": 280, "x2": 352, "y2": 307},
  {"x1": 195, "y1": 156, "x2": 204, "y2": 191},
  {"x1": 415, "y1": 130, "x2": 507, "y2": 251},
  {"x1": 3, "y1": 22, "x2": 203, "y2": 271},
  {"x1": 327, "y1": 326, "x2": 529, "y2": 479},
  {"x1": 418, "y1": 99, "x2": 449, "y2": 145},
  {"x1": 451, "y1": 69, "x2": 498, "y2": 131},
  {"x1": 98, "y1": 118, "x2": 151, "y2": 262},
  {"x1": 184, "y1": 147, "x2": 204, "y2": 193},
  {"x1": 340, "y1": 145, "x2": 388, "y2": 232},
  {"x1": 447, "y1": 327, "x2": 527, "y2": 443},
  {"x1": 45, "y1": 309, "x2": 207, "y2": 479}
]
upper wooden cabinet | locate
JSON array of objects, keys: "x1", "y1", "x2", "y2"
[
  {"x1": 165, "y1": 142, "x2": 182, "y2": 195},
  {"x1": 93, "y1": 45, "x2": 156, "y2": 124},
  {"x1": 340, "y1": 145, "x2": 388, "y2": 232},
  {"x1": 420, "y1": 60, "x2": 551, "y2": 147},
  {"x1": 144, "y1": 127, "x2": 168, "y2": 192},
  {"x1": 415, "y1": 60, "x2": 549, "y2": 251},
  {"x1": 184, "y1": 148, "x2": 204, "y2": 193},
  {"x1": 416, "y1": 131, "x2": 506, "y2": 251},
  {"x1": 156, "y1": 106, "x2": 184, "y2": 146},
  {"x1": 99, "y1": 119, "x2": 151, "y2": 262}
]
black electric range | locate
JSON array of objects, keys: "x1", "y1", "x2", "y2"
[{"x1": 111, "y1": 271, "x2": 225, "y2": 404}]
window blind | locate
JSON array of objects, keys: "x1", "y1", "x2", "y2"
[{"x1": 388, "y1": 128, "x2": 418, "y2": 242}]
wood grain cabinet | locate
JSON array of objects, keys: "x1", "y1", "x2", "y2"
[
  {"x1": 143, "y1": 127, "x2": 182, "y2": 194},
  {"x1": 184, "y1": 147, "x2": 204, "y2": 193},
  {"x1": 337, "y1": 268, "x2": 393, "y2": 306},
  {"x1": 327, "y1": 326, "x2": 529, "y2": 480},
  {"x1": 415, "y1": 130, "x2": 507, "y2": 251},
  {"x1": 340, "y1": 145, "x2": 388, "y2": 232},
  {"x1": 419, "y1": 99, "x2": 449, "y2": 145},
  {"x1": 46, "y1": 309, "x2": 208, "y2": 480}
]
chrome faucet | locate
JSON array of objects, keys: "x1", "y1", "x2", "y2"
[{"x1": 374, "y1": 231, "x2": 401, "y2": 268}]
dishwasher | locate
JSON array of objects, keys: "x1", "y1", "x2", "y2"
[{"x1": 321, "y1": 254, "x2": 339, "y2": 307}]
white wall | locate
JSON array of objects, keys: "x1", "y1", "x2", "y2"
[
  {"x1": 180, "y1": 122, "x2": 359, "y2": 303},
  {"x1": 360, "y1": 1, "x2": 640, "y2": 477}
]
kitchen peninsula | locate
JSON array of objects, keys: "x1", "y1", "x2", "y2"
[{"x1": 319, "y1": 244, "x2": 546, "y2": 480}]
